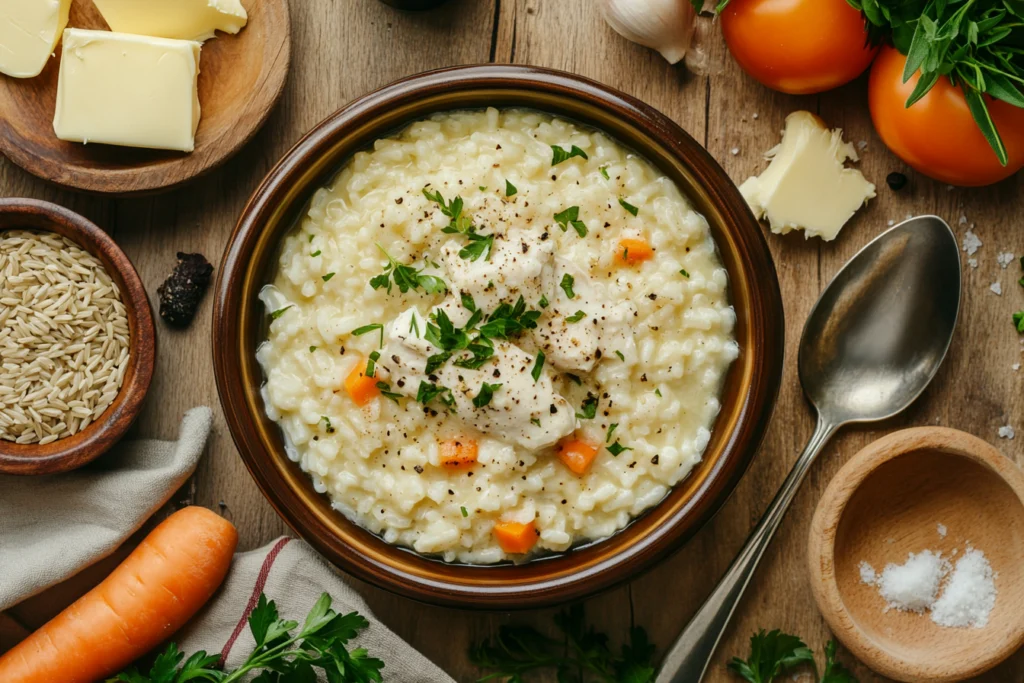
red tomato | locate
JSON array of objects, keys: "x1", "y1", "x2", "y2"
[
  {"x1": 721, "y1": 0, "x2": 877, "y2": 95},
  {"x1": 869, "y1": 46, "x2": 1024, "y2": 187}
]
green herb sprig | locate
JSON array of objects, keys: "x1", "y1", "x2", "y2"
[
  {"x1": 551, "y1": 145, "x2": 589, "y2": 166},
  {"x1": 369, "y1": 244, "x2": 447, "y2": 295},
  {"x1": 728, "y1": 630, "x2": 856, "y2": 683},
  {"x1": 423, "y1": 188, "x2": 495, "y2": 261}
]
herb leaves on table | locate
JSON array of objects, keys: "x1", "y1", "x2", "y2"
[{"x1": 728, "y1": 630, "x2": 856, "y2": 683}]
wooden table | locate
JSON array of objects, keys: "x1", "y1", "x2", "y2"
[{"x1": 3, "y1": 1, "x2": 1023, "y2": 680}]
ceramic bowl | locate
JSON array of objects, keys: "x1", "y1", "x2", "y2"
[
  {"x1": 212, "y1": 65, "x2": 784, "y2": 609},
  {"x1": 809, "y1": 427, "x2": 1024, "y2": 682},
  {"x1": 0, "y1": 199, "x2": 156, "y2": 475}
]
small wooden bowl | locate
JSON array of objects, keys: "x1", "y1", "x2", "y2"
[
  {"x1": 0, "y1": 0, "x2": 290, "y2": 195},
  {"x1": 809, "y1": 427, "x2": 1024, "y2": 682},
  {"x1": 0, "y1": 199, "x2": 156, "y2": 475}
]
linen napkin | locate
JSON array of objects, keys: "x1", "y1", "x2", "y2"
[
  {"x1": 0, "y1": 406, "x2": 212, "y2": 610},
  {"x1": 178, "y1": 538, "x2": 456, "y2": 683}
]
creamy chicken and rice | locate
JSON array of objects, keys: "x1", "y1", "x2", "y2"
[{"x1": 258, "y1": 108, "x2": 738, "y2": 563}]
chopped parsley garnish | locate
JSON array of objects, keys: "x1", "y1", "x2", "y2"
[
  {"x1": 655, "y1": 388, "x2": 662, "y2": 397},
  {"x1": 423, "y1": 187, "x2": 494, "y2": 261},
  {"x1": 410, "y1": 314, "x2": 420, "y2": 336},
  {"x1": 599, "y1": 166, "x2": 610, "y2": 180},
  {"x1": 1014, "y1": 311, "x2": 1024, "y2": 333},
  {"x1": 425, "y1": 309, "x2": 471, "y2": 353},
  {"x1": 607, "y1": 441, "x2": 632, "y2": 457},
  {"x1": 606, "y1": 423, "x2": 619, "y2": 443},
  {"x1": 472, "y1": 382, "x2": 502, "y2": 408},
  {"x1": 270, "y1": 305, "x2": 292, "y2": 320},
  {"x1": 352, "y1": 323, "x2": 384, "y2": 348},
  {"x1": 618, "y1": 198, "x2": 639, "y2": 217},
  {"x1": 565, "y1": 373, "x2": 582, "y2": 385},
  {"x1": 375, "y1": 381, "x2": 402, "y2": 403},
  {"x1": 530, "y1": 417, "x2": 542, "y2": 427},
  {"x1": 477, "y1": 296, "x2": 541, "y2": 339},
  {"x1": 365, "y1": 350, "x2": 380, "y2": 378},
  {"x1": 531, "y1": 350, "x2": 546, "y2": 382},
  {"x1": 462, "y1": 292, "x2": 477, "y2": 311},
  {"x1": 554, "y1": 206, "x2": 587, "y2": 237},
  {"x1": 615, "y1": 350, "x2": 625, "y2": 362},
  {"x1": 479, "y1": 185, "x2": 488, "y2": 191},
  {"x1": 565, "y1": 310, "x2": 586, "y2": 323},
  {"x1": 560, "y1": 273, "x2": 576, "y2": 299},
  {"x1": 322, "y1": 272, "x2": 336, "y2": 282},
  {"x1": 308, "y1": 233, "x2": 315, "y2": 243},
  {"x1": 680, "y1": 269, "x2": 690, "y2": 278},
  {"x1": 319, "y1": 416, "x2": 335, "y2": 434},
  {"x1": 576, "y1": 393, "x2": 599, "y2": 420},
  {"x1": 425, "y1": 352, "x2": 452, "y2": 375},
  {"x1": 538, "y1": 294, "x2": 549, "y2": 308},
  {"x1": 551, "y1": 144, "x2": 589, "y2": 166},
  {"x1": 309, "y1": 346, "x2": 317, "y2": 353},
  {"x1": 369, "y1": 244, "x2": 448, "y2": 295},
  {"x1": 416, "y1": 381, "x2": 456, "y2": 410},
  {"x1": 311, "y1": 250, "x2": 322, "y2": 257},
  {"x1": 461, "y1": 506, "x2": 469, "y2": 517},
  {"x1": 453, "y1": 336, "x2": 495, "y2": 370},
  {"x1": 505, "y1": 180, "x2": 517, "y2": 197}
]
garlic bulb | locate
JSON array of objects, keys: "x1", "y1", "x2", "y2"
[{"x1": 601, "y1": 0, "x2": 697, "y2": 65}]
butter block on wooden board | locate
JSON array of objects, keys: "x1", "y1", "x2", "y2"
[
  {"x1": 92, "y1": 0, "x2": 248, "y2": 42},
  {"x1": 53, "y1": 29, "x2": 202, "y2": 153},
  {"x1": 0, "y1": 0, "x2": 72, "y2": 78}
]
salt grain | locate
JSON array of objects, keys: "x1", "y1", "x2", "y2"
[
  {"x1": 1013, "y1": 363, "x2": 1020, "y2": 372},
  {"x1": 962, "y1": 230, "x2": 982, "y2": 256},
  {"x1": 968, "y1": 258, "x2": 978, "y2": 269},
  {"x1": 859, "y1": 561, "x2": 877, "y2": 585},
  {"x1": 998, "y1": 425, "x2": 1015, "y2": 440},
  {"x1": 937, "y1": 523, "x2": 948, "y2": 538},
  {"x1": 931, "y1": 548, "x2": 997, "y2": 628},
  {"x1": 991, "y1": 282, "x2": 1003, "y2": 296},
  {"x1": 997, "y1": 252, "x2": 1016, "y2": 269},
  {"x1": 866, "y1": 550, "x2": 949, "y2": 613}
]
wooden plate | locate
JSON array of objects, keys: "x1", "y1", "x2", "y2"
[
  {"x1": 809, "y1": 428, "x2": 1024, "y2": 682},
  {"x1": 0, "y1": 0, "x2": 290, "y2": 195}
]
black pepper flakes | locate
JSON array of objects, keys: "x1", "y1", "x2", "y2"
[{"x1": 157, "y1": 252, "x2": 213, "y2": 328}]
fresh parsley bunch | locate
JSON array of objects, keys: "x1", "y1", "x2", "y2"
[
  {"x1": 109, "y1": 593, "x2": 384, "y2": 683},
  {"x1": 848, "y1": 0, "x2": 1024, "y2": 165},
  {"x1": 728, "y1": 630, "x2": 856, "y2": 683},
  {"x1": 470, "y1": 605, "x2": 657, "y2": 683}
]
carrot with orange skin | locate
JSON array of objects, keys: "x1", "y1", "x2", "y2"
[
  {"x1": 494, "y1": 520, "x2": 539, "y2": 554},
  {"x1": 557, "y1": 439, "x2": 599, "y2": 475},
  {"x1": 344, "y1": 357, "x2": 380, "y2": 406},
  {"x1": 616, "y1": 238, "x2": 655, "y2": 264},
  {"x1": 0, "y1": 506, "x2": 237, "y2": 683},
  {"x1": 439, "y1": 438, "x2": 478, "y2": 469}
]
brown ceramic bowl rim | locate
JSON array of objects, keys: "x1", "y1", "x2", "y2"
[
  {"x1": 213, "y1": 64, "x2": 784, "y2": 609},
  {"x1": 0, "y1": 198, "x2": 156, "y2": 475}
]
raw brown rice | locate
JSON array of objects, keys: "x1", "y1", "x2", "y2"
[{"x1": 0, "y1": 230, "x2": 130, "y2": 445}]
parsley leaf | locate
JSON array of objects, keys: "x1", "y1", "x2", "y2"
[
  {"x1": 606, "y1": 423, "x2": 619, "y2": 442},
  {"x1": 607, "y1": 441, "x2": 632, "y2": 457},
  {"x1": 365, "y1": 350, "x2": 380, "y2": 378},
  {"x1": 319, "y1": 416, "x2": 334, "y2": 433},
  {"x1": 615, "y1": 349, "x2": 625, "y2": 362},
  {"x1": 311, "y1": 249, "x2": 322, "y2": 257},
  {"x1": 680, "y1": 268, "x2": 690, "y2": 278},
  {"x1": 619, "y1": 198, "x2": 640, "y2": 216},
  {"x1": 566, "y1": 310, "x2": 586, "y2": 323},
  {"x1": 270, "y1": 305, "x2": 292, "y2": 320},
  {"x1": 461, "y1": 505, "x2": 469, "y2": 517},
  {"x1": 459, "y1": 231, "x2": 495, "y2": 262},
  {"x1": 538, "y1": 294, "x2": 549, "y2": 308},
  {"x1": 416, "y1": 381, "x2": 456, "y2": 411},
  {"x1": 576, "y1": 392, "x2": 598, "y2": 420},
  {"x1": 560, "y1": 273, "x2": 576, "y2": 299},
  {"x1": 462, "y1": 292, "x2": 477, "y2": 311},
  {"x1": 309, "y1": 346, "x2": 317, "y2": 353},
  {"x1": 322, "y1": 272, "x2": 336, "y2": 282},
  {"x1": 1014, "y1": 311, "x2": 1024, "y2": 333},
  {"x1": 551, "y1": 144, "x2": 589, "y2": 166},
  {"x1": 423, "y1": 187, "x2": 494, "y2": 261},
  {"x1": 530, "y1": 417, "x2": 542, "y2": 427},
  {"x1": 375, "y1": 381, "x2": 403, "y2": 404},
  {"x1": 505, "y1": 179, "x2": 518, "y2": 197},
  {"x1": 472, "y1": 381, "x2": 502, "y2": 408},
  {"x1": 554, "y1": 206, "x2": 587, "y2": 237},
  {"x1": 600, "y1": 166, "x2": 610, "y2": 180},
  {"x1": 728, "y1": 630, "x2": 816, "y2": 683},
  {"x1": 370, "y1": 244, "x2": 448, "y2": 295},
  {"x1": 352, "y1": 323, "x2": 384, "y2": 348},
  {"x1": 531, "y1": 350, "x2": 546, "y2": 382}
]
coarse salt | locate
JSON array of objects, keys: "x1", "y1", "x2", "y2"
[
  {"x1": 991, "y1": 282, "x2": 1003, "y2": 296},
  {"x1": 937, "y1": 523, "x2": 948, "y2": 538},
  {"x1": 998, "y1": 425, "x2": 1015, "y2": 440},
  {"x1": 863, "y1": 550, "x2": 949, "y2": 613},
  {"x1": 962, "y1": 230, "x2": 982, "y2": 256},
  {"x1": 997, "y1": 252, "x2": 1015, "y2": 269},
  {"x1": 968, "y1": 258, "x2": 978, "y2": 269},
  {"x1": 859, "y1": 561, "x2": 877, "y2": 585},
  {"x1": 931, "y1": 548, "x2": 997, "y2": 628}
]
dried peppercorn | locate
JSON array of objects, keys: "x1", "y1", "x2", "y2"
[
  {"x1": 157, "y1": 252, "x2": 213, "y2": 328},
  {"x1": 886, "y1": 172, "x2": 908, "y2": 191}
]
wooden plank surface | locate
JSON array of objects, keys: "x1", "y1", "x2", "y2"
[{"x1": 3, "y1": 0, "x2": 1023, "y2": 680}]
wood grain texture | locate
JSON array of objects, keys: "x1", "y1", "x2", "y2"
[
  {"x1": 2, "y1": 0, "x2": 1023, "y2": 680},
  {"x1": 0, "y1": 0, "x2": 290, "y2": 195}
]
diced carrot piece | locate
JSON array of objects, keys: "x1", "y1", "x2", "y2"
[
  {"x1": 557, "y1": 439, "x2": 600, "y2": 475},
  {"x1": 344, "y1": 357, "x2": 379, "y2": 406},
  {"x1": 494, "y1": 520, "x2": 539, "y2": 554},
  {"x1": 616, "y1": 238, "x2": 654, "y2": 265},
  {"x1": 439, "y1": 438, "x2": 478, "y2": 469}
]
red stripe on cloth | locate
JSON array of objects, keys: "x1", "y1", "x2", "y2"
[{"x1": 219, "y1": 537, "x2": 292, "y2": 664}]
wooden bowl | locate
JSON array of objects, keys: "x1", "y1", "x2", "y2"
[
  {"x1": 0, "y1": 199, "x2": 156, "y2": 475},
  {"x1": 0, "y1": 0, "x2": 290, "y2": 196},
  {"x1": 809, "y1": 427, "x2": 1024, "y2": 682},
  {"x1": 212, "y1": 65, "x2": 785, "y2": 609}
]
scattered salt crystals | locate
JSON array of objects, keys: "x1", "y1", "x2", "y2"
[
  {"x1": 1013, "y1": 363, "x2": 1021, "y2": 372},
  {"x1": 937, "y1": 523, "x2": 948, "y2": 538},
  {"x1": 997, "y1": 252, "x2": 1016, "y2": 269},
  {"x1": 959, "y1": 215, "x2": 969, "y2": 225},
  {"x1": 968, "y1": 258, "x2": 978, "y2": 269},
  {"x1": 991, "y1": 282, "x2": 1003, "y2": 296},
  {"x1": 998, "y1": 425, "x2": 1015, "y2": 440},
  {"x1": 752, "y1": 112, "x2": 759, "y2": 119},
  {"x1": 730, "y1": 147, "x2": 740, "y2": 156},
  {"x1": 931, "y1": 548, "x2": 997, "y2": 628},
  {"x1": 962, "y1": 230, "x2": 982, "y2": 256},
  {"x1": 887, "y1": 219, "x2": 896, "y2": 227},
  {"x1": 872, "y1": 550, "x2": 950, "y2": 613},
  {"x1": 859, "y1": 561, "x2": 878, "y2": 585}
]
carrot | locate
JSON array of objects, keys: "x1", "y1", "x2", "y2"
[
  {"x1": 345, "y1": 356, "x2": 380, "y2": 406},
  {"x1": 616, "y1": 237, "x2": 655, "y2": 265},
  {"x1": 557, "y1": 438, "x2": 599, "y2": 475},
  {"x1": 494, "y1": 520, "x2": 539, "y2": 554},
  {"x1": 439, "y1": 438, "x2": 478, "y2": 469},
  {"x1": 0, "y1": 506, "x2": 237, "y2": 683}
]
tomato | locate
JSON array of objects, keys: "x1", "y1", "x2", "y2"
[
  {"x1": 721, "y1": 0, "x2": 877, "y2": 95},
  {"x1": 869, "y1": 46, "x2": 1024, "y2": 187}
]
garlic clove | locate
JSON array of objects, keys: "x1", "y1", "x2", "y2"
[{"x1": 601, "y1": 0, "x2": 697, "y2": 65}]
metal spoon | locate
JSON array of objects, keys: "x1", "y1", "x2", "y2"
[{"x1": 656, "y1": 215, "x2": 961, "y2": 683}]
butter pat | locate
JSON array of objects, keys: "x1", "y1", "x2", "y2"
[
  {"x1": 53, "y1": 29, "x2": 201, "y2": 153},
  {"x1": 93, "y1": 0, "x2": 248, "y2": 42},
  {"x1": 0, "y1": 0, "x2": 71, "y2": 78},
  {"x1": 740, "y1": 111, "x2": 876, "y2": 241}
]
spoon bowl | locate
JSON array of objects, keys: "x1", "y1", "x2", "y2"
[{"x1": 800, "y1": 216, "x2": 961, "y2": 425}]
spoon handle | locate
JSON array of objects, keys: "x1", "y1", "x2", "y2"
[{"x1": 655, "y1": 417, "x2": 837, "y2": 683}]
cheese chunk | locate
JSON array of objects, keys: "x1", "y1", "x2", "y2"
[
  {"x1": 0, "y1": 0, "x2": 71, "y2": 78},
  {"x1": 53, "y1": 30, "x2": 202, "y2": 153},
  {"x1": 740, "y1": 111, "x2": 876, "y2": 241},
  {"x1": 93, "y1": 0, "x2": 248, "y2": 42}
]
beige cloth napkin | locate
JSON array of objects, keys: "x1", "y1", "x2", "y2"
[
  {"x1": 0, "y1": 406, "x2": 212, "y2": 611},
  {"x1": 178, "y1": 538, "x2": 456, "y2": 683}
]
